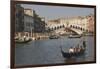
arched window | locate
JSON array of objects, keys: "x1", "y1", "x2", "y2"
[
  {"x1": 70, "y1": 25, "x2": 72, "y2": 28},
  {"x1": 73, "y1": 25, "x2": 75, "y2": 28},
  {"x1": 62, "y1": 25, "x2": 65, "y2": 28},
  {"x1": 80, "y1": 27, "x2": 82, "y2": 30},
  {"x1": 76, "y1": 26, "x2": 78, "y2": 29},
  {"x1": 57, "y1": 26, "x2": 59, "y2": 29},
  {"x1": 54, "y1": 27, "x2": 56, "y2": 30}
]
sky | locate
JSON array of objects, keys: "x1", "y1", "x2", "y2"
[{"x1": 21, "y1": 4, "x2": 94, "y2": 21}]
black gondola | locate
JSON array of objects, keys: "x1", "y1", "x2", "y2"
[{"x1": 60, "y1": 41, "x2": 86, "y2": 58}]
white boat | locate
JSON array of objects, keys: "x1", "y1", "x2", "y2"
[
  {"x1": 15, "y1": 36, "x2": 32, "y2": 44},
  {"x1": 68, "y1": 34, "x2": 81, "y2": 38}
]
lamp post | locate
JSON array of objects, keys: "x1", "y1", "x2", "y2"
[{"x1": 30, "y1": 27, "x2": 33, "y2": 38}]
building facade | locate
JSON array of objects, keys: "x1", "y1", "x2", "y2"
[
  {"x1": 23, "y1": 9, "x2": 34, "y2": 37},
  {"x1": 15, "y1": 4, "x2": 24, "y2": 37},
  {"x1": 15, "y1": 5, "x2": 46, "y2": 38},
  {"x1": 15, "y1": 4, "x2": 24, "y2": 32},
  {"x1": 87, "y1": 14, "x2": 94, "y2": 33},
  {"x1": 34, "y1": 14, "x2": 45, "y2": 33}
]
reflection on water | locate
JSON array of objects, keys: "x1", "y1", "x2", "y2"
[{"x1": 15, "y1": 36, "x2": 95, "y2": 66}]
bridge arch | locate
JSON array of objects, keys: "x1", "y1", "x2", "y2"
[{"x1": 65, "y1": 27, "x2": 84, "y2": 35}]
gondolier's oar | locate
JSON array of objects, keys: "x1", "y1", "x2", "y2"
[{"x1": 83, "y1": 40, "x2": 86, "y2": 49}]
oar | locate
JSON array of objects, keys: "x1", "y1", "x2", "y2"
[{"x1": 83, "y1": 40, "x2": 86, "y2": 48}]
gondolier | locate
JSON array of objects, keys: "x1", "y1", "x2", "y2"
[{"x1": 23, "y1": 35, "x2": 26, "y2": 41}]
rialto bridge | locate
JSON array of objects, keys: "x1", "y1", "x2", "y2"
[{"x1": 46, "y1": 24, "x2": 88, "y2": 35}]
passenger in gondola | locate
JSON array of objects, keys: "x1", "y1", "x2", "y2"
[
  {"x1": 69, "y1": 47, "x2": 74, "y2": 53},
  {"x1": 79, "y1": 46, "x2": 83, "y2": 52},
  {"x1": 23, "y1": 36, "x2": 26, "y2": 41},
  {"x1": 80, "y1": 45, "x2": 85, "y2": 51},
  {"x1": 73, "y1": 47, "x2": 77, "y2": 53},
  {"x1": 77, "y1": 46, "x2": 81, "y2": 52},
  {"x1": 75, "y1": 44, "x2": 80, "y2": 52}
]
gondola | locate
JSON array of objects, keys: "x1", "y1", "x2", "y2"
[
  {"x1": 60, "y1": 41, "x2": 86, "y2": 58},
  {"x1": 15, "y1": 38, "x2": 32, "y2": 44}
]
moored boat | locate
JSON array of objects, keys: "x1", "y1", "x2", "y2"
[
  {"x1": 49, "y1": 35, "x2": 59, "y2": 39},
  {"x1": 15, "y1": 36, "x2": 32, "y2": 44}
]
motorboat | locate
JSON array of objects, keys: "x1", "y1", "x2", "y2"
[
  {"x1": 49, "y1": 35, "x2": 59, "y2": 39},
  {"x1": 68, "y1": 34, "x2": 81, "y2": 38}
]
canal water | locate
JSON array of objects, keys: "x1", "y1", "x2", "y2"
[{"x1": 15, "y1": 36, "x2": 95, "y2": 66}]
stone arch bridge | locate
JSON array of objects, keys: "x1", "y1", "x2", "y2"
[{"x1": 47, "y1": 24, "x2": 86, "y2": 35}]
